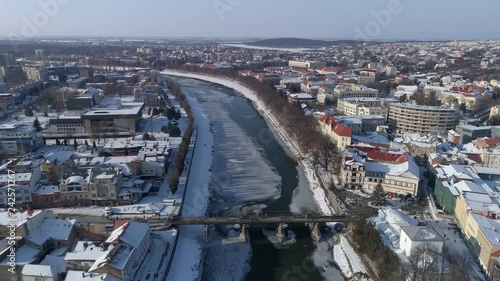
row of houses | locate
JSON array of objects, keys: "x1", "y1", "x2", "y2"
[
  {"x1": 431, "y1": 163, "x2": 500, "y2": 278},
  {"x1": 0, "y1": 138, "x2": 170, "y2": 208},
  {"x1": 0, "y1": 209, "x2": 154, "y2": 281}
]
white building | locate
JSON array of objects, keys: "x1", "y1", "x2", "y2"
[
  {"x1": 399, "y1": 226, "x2": 444, "y2": 257},
  {"x1": 0, "y1": 167, "x2": 42, "y2": 206},
  {"x1": 0, "y1": 124, "x2": 40, "y2": 155}
]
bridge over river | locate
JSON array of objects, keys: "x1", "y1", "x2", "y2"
[
  {"x1": 146, "y1": 214, "x2": 350, "y2": 243},
  {"x1": 163, "y1": 214, "x2": 350, "y2": 226}
]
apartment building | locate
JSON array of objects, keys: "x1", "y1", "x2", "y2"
[
  {"x1": 288, "y1": 60, "x2": 326, "y2": 69},
  {"x1": 287, "y1": 93, "x2": 316, "y2": 105},
  {"x1": 336, "y1": 115, "x2": 386, "y2": 136},
  {"x1": 388, "y1": 103, "x2": 460, "y2": 134},
  {"x1": 386, "y1": 66, "x2": 398, "y2": 77},
  {"x1": 0, "y1": 93, "x2": 15, "y2": 109},
  {"x1": 318, "y1": 115, "x2": 352, "y2": 149},
  {"x1": 358, "y1": 69, "x2": 377, "y2": 85},
  {"x1": 0, "y1": 123, "x2": 41, "y2": 155},
  {"x1": 340, "y1": 147, "x2": 420, "y2": 196},
  {"x1": 47, "y1": 115, "x2": 86, "y2": 137},
  {"x1": 134, "y1": 90, "x2": 160, "y2": 107},
  {"x1": 59, "y1": 169, "x2": 92, "y2": 204},
  {"x1": 337, "y1": 97, "x2": 397, "y2": 118},
  {"x1": 317, "y1": 85, "x2": 335, "y2": 100},
  {"x1": 481, "y1": 148, "x2": 500, "y2": 169},
  {"x1": 432, "y1": 164, "x2": 484, "y2": 214},
  {"x1": 490, "y1": 105, "x2": 500, "y2": 119},
  {"x1": 22, "y1": 65, "x2": 44, "y2": 81},
  {"x1": 454, "y1": 125, "x2": 492, "y2": 144},
  {"x1": 0, "y1": 166, "x2": 41, "y2": 206},
  {"x1": 279, "y1": 78, "x2": 305, "y2": 92},
  {"x1": 333, "y1": 83, "x2": 378, "y2": 100},
  {"x1": 90, "y1": 167, "x2": 124, "y2": 205},
  {"x1": 89, "y1": 221, "x2": 151, "y2": 281},
  {"x1": 454, "y1": 192, "x2": 500, "y2": 275}
]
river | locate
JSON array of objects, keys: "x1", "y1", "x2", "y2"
[{"x1": 172, "y1": 77, "x2": 344, "y2": 281}]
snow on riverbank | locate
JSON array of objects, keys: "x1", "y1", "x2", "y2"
[
  {"x1": 333, "y1": 234, "x2": 371, "y2": 281},
  {"x1": 166, "y1": 91, "x2": 213, "y2": 281},
  {"x1": 160, "y1": 70, "x2": 333, "y2": 216}
]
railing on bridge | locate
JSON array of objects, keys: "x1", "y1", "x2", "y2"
[{"x1": 161, "y1": 214, "x2": 350, "y2": 226}]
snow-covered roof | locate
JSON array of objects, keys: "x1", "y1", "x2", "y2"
[
  {"x1": 378, "y1": 208, "x2": 418, "y2": 235},
  {"x1": 32, "y1": 183, "x2": 60, "y2": 195},
  {"x1": 66, "y1": 176, "x2": 86, "y2": 185},
  {"x1": 401, "y1": 226, "x2": 444, "y2": 242},
  {"x1": 65, "y1": 271, "x2": 117, "y2": 281},
  {"x1": 65, "y1": 241, "x2": 114, "y2": 262},
  {"x1": 22, "y1": 264, "x2": 57, "y2": 277},
  {"x1": 1, "y1": 244, "x2": 38, "y2": 265},
  {"x1": 89, "y1": 222, "x2": 150, "y2": 273},
  {"x1": 0, "y1": 173, "x2": 33, "y2": 183},
  {"x1": 0, "y1": 209, "x2": 43, "y2": 227},
  {"x1": 470, "y1": 213, "x2": 500, "y2": 247},
  {"x1": 105, "y1": 221, "x2": 149, "y2": 248},
  {"x1": 45, "y1": 150, "x2": 74, "y2": 164},
  {"x1": 454, "y1": 181, "x2": 486, "y2": 194},
  {"x1": 364, "y1": 159, "x2": 419, "y2": 180},
  {"x1": 27, "y1": 218, "x2": 76, "y2": 246},
  {"x1": 40, "y1": 253, "x2": 66, "y2": 274}
]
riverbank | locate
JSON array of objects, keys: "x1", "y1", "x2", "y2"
[{"x1": 165, "y1": 89, "x2": 214, "y2": 281}]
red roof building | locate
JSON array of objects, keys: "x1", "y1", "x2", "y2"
[{"x1": 367, "y1": 151, "x2": 408, "y2": 163}]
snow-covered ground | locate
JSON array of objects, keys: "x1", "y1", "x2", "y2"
[{"x1": 332, "y1": 234, "x2": 371, "y2": 281}]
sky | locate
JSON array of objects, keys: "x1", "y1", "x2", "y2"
[{"x1": 1, "y1": 0, "x2": 499, "y2": 41}]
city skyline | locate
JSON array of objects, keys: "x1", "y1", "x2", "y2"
[{"x1": 1, "y1": 0, "x2": 500, "y2": 41}]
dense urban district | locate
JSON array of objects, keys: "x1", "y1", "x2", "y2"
[{"x1": 0, "y1": 38, "x2": 499, "y2": 281}]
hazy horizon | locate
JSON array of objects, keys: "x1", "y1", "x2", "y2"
[{"x1": 2, "y1": 0, "x2": 500, "y2": 41}]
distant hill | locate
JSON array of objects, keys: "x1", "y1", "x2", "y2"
[{"x1": 248, "y1": 38, "x2": 368, "y2": 48}]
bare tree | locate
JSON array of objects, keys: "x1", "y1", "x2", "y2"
[
  {"x1": 312, "y1": 135, "x2": 338, "y2": 171},
  {"x1": 404, "y1": 243, "x2": 448, "y2": 281},
  {"x1": 443, "y1": 247, "x2": 472, "y2": 281}
]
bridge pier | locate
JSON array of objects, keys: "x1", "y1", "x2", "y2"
[
  {"x1": 276, "y1": 223, "x2": 284, "y2": 243},
  {"x1": 311, "y1": 223, "x2": 321, "y2": 242},
  {"x1": 239, "y1": 224, "x2": 247, "y2": 243},
  {"x1": 204, "y1": 225, "x2": 211, "y2": 243}
]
